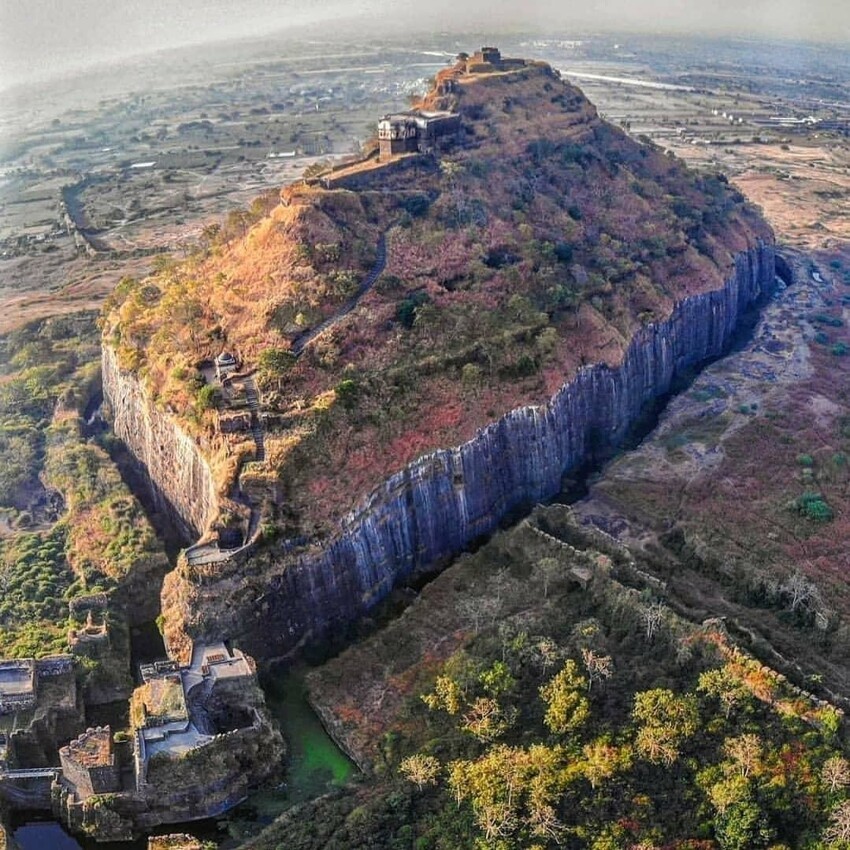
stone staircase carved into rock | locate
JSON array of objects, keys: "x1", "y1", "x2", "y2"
[
  {"x1": 185, "y1": 233, "x2": 388, "y2": 572},
  {"x1": 290, "y1": 232, "x2": 388, "y2": 357}
]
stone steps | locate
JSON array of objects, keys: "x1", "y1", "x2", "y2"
[
  {"x1": 199, "y1": 232, "x2": 389, "y2": 565},
  {"x1": 290, "y1": 231, "x2": 388, "y2": 357},
  {"x1": 242, "y1": 376, "x2": 264, "y2": 461},
  {"x1": 251, "y1": 426, "x2": 265, "y2": 462}
]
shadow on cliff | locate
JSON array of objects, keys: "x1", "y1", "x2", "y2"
[
  {"x1": 294, "y1": 264, "x2": 785, "y2": 670},
  {"x1": 83, "y1": 385, "x2": 193, "y2": 559},
  {"x1": 234, "y1": 245, "x2": 783, "y2": 665},
  {"x1": 104, "y1": 430, "x2": 195, "y2": 560},
  {"x1": 383, "y1": 256, "x2": 789, "y2": 666},
  {"x1": 556, "y1": 259, "x2": 787, "y2": 506}
]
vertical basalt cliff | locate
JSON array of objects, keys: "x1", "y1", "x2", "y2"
[
  {"x1": 102, "y1": 346, "x2": 219, "y2": 543},
  {"x1": 157, "y1": 240, "x2": 775, "y2": 659}
]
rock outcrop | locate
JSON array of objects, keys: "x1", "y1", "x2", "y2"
[
  {"x1": 155, "y1": 240, "x2": 775, "y2": 659},
  {"x1": 102, "y1": 345, "x2": 219, "y2": 543}
]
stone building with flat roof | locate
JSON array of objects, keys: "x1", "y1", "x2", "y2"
[
  {"x1": 463, "y1": 46, "x2": 528, "y2": 75},
  {"x1": 377, "y1": 110, "x2": 460, "y2": 160},
  {"x1": 0, "y1": 660, "x2": 36, "y2": 715}
]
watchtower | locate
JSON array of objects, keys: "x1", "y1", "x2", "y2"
[
  {"x1": 378, "y1": 115, "x2": 420, "y2": 158},
  {"x1": 59, "y1": 726, "x2": 121, "y2": 801},
  {"x1": 463, "y1": 46, "x2": 527, "y2": 75}
]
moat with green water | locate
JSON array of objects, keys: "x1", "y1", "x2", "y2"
[
  {"x1": 224, "y1": 666, "x2": 356, "y2": 842},
  {"x1": 11, "y1": 668, "x2": 355, "y2": 849}
]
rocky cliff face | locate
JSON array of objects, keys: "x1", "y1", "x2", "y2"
[
  {"x1": 158, "y1": 240, "x2": 775, "y2": 659},
  {"x1": 102, "y1": 345, "x2": 218, "y2": 543}
]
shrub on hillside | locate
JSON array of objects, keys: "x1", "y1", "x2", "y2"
[
  {"x1": 402, "y1": 194, "x2": 431, "y2": 218},
  {"x1": 196, "y1": 384, "x2": 217, "y2": 412},
  {"x1": 335, "y1": 379, "x2": 360, "y2": 409},
  {"x1": 395, "y1": 292, "x2": 431, "y2": 329},
  {"x1": 793, "y1": 491, "x2": 833, "y2": 522}
]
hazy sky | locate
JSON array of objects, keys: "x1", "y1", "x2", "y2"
[{"x1": 1, "y1": 0, "x2": 848, "y2": 90}]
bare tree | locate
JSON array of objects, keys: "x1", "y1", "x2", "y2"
[
  {"x1": 780, "y1": 570, "x2": 821, "y2": 613},
  {"x1": 822, "y1": 755, "x2": 850, "y2": 794},
  {"x1": 724, "y1": 733, "x2": 763, "y2": 778},
  {"x1": 498, "y1": 622, "x2": 517, "y2": 662},
  {"x1": 461, "y1": 698, "x2": 511, "y2": 742},
  {"x1": 537, "y1": 557, "x2": 562, "y2": 599},
  {"x1": 490, "y1": 568, "x2": 512, "y2": 606},
  {"x1": 533, "y1": 637, "x2": 562, "y2": 674},
  {"x1": 581, "y1": 648, "x2": 614, "y2": 692},
  {"x1": 529, "y1": 803, "x2": 566, "y2": 842},
  {"x1": 479, "y1": 804, "x2": 518, "y2": 843},
  {"x1": 399, "y1": 754, "x2": 441, "y2": 791},
  {"x1": 641, "y1": 602, "x2": 666, "y2": 642},
  {"x1": 457, "y1": 596, "x2": 500, "y2": 634},
  {"x1": 825, "y1": 800, "x2": 850, "y2": 844}
]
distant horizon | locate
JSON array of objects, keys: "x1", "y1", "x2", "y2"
[{"x1": 1, "y1": 0, "x2": 848, "y2": 94}]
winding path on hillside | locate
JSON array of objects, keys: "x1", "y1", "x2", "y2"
[
  {"x1": 290, "y1": 232, "x2": 388, "y2": 357},
  {"x1": 186, "y1": 233, "x2": 388, "y2": 568},
  {"x1": 238, "y1": 233, "x2": 388, "y2": 548}
]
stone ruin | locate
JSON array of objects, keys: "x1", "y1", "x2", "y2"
[
  {"x1": 58, "y1": 726, "x2": 121, "y2": 801},
  {"x1": 68, "y1": 596, "x2": 110, "y2": 659}
]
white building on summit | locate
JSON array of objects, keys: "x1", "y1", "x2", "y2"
[
  {"x1": 214, "y1": 351, "x2": 238, "y2": 381},
  {"x1": 377, "y1": 110, "x2": 460, "y2": 159}
]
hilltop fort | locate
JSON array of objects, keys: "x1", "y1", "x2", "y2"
[
  {"x1": 101, "y1": 48, "x2": 773, "y2": 665},
  {"x1": 374, "y1": 48, "x2": 526, "y2": 159}
]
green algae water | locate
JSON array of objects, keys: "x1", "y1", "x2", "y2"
[
  {"x1": 263, "y1": 667, "x2": 355, "y2": 802},
  {"x1": 225, "y1": 666, "x2": 356, "y2": 838}
]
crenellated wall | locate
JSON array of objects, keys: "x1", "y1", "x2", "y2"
[
  {"x1": 102, "y1": 346, "x2": 219, "y2": 543},
  {"x1": 157, "y1": 241, "x2": 775, "y2": 659}
]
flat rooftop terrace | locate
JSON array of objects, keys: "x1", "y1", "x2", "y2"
[
  {"x1": 191, "y1": 642, "x2": 253, "y2": 681},
  {"x1": 0, "y1": 662, "x2": 35, "y2": 697},
  {"x1": 142, "y1": 718, "x2": 211, "y2": 759},
  {"x1": 63, "y1": 726, "x2": 112, "y2": 767}
]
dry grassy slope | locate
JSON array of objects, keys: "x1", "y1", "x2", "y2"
[
  {"x1": 571, "y1": 247, "x2": 850, "y2": 679},
  {"x1": 103, "y1": 59, "x2": 771, "y2": 537}
]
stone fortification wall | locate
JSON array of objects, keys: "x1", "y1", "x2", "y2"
[
  {"x1": 322, "y1": 153, "x2": 438, "y2": 191},
  {"x1": 59, "y1": 726, "x2": 120, "y2": 800},
  {"x1": 35, "y1": 656, "x2": 75, "y2": 678}
]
